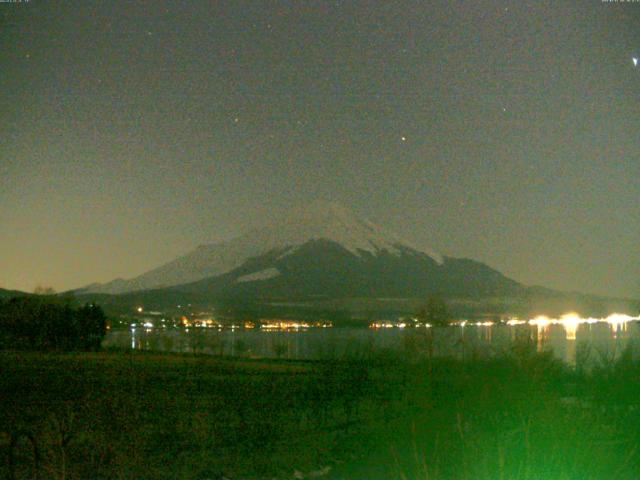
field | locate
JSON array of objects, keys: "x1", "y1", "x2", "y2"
[{"x1": 2, "y1": 342, "x2": 640, "y2": 479}]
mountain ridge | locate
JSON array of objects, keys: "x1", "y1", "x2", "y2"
[
  {"x1": 73, "y1": 202, "x2": 639, "y2": 319},
  {"x1": 80, "y1": 202, "x2": 445, "y2": 295},
  {"x1": 169, "y1": 238, "x2": 524, "y2": 300}
]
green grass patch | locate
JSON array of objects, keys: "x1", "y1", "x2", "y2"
[{"x1": 1, "y1": 345, "x2": 640, "y2": 479}]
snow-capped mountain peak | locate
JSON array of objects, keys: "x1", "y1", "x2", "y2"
[
  {"x1": 252, "y1": 201, "x2": 441, "y2": 261},
  {"x1": 81, "y1": 202, "x2": 442, "y2": 294}
]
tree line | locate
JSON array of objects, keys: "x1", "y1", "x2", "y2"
[{"x1": 0, "y1": 295, "x2": 107, "y2": 351}]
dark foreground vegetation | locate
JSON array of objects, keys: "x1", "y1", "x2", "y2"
[{"x1": 2, "y1": 341, "x2": 640, "y2": 480}]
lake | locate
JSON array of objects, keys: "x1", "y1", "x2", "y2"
[{"x1": 104, "y1": 315, "x2": 640, "y2": 366}]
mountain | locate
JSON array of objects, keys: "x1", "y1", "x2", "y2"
[
  {"x1": 171, "y1": 239, "x2": 523, "y2": 301},
  {"x1": 80, "y1": 202, "x2": 523, "y2": 302},
  {"x1": 75, "y1": 202, "x2": 640, "y2": 319},
  {"x1": 81, "y1": 202, "x2": 442, "y2": 294},
  {"x1": 0, "y1": 288, "x2": 30, "y2": 300}
]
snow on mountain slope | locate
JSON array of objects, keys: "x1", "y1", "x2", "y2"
[
  {"x1": 81, "y1": 202, "x2": 442, "y2": 294},
  {"x1": 261, "y1": 202, "x2": 442, "y2": 260},
  {"x1": 236, "y1": 267, "x2": 281, "y2": 283}
]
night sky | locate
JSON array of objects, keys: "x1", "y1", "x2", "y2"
[{"x1": 1, "y1": 1, "x2": 639, "y2": 298}]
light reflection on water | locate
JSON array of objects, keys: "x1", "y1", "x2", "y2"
[{"x1": 104, "y1": 317, "x2": 640, "y2": 366}]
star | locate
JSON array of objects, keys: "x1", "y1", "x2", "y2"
[{"x1": 401, "y1": 136, "x2": 407, "y2": 142}]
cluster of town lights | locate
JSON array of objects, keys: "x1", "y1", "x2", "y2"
[
  {"x1": 260, "y1": 320, "x2": 332, "y2": 330},
  {"x1": 505, "y1": 313, "x2": 640, "y2": 328},
  {"x1": 131, "y1": 318, "x2": 333, "y2": 331},
  {"x1": 369, "y1": 313, "x2": 639, "y2": 331},
  {"x1": 370, "y1": 321, "x2": 430, "y2": 329},
  {"x1": 132, "y1": 306, "x2": 637, "y2": 333}
]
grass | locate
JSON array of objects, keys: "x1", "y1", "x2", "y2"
[{"x1": 1, "y1": 342, "x2": 640, "y2": 479}]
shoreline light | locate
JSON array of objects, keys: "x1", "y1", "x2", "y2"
[
  {"x1": 506, "y1": 319, "x2": 526, "y2": 326},
  {"x1": 529, "y1": 316, "x2": 552, "y2": 327}
]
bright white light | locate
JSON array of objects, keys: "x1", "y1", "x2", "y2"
[
  {"x1": 559, "y1": 313, "x2": 582, "y2": 340},
  {"x1": 634, "y1": 57, "x2": 638, "y2": 67},
  {"x1": 136, "y1": 307, "x2": 143, "y2": 313},
  {"x1": 506, "y1": 319, "x2": 526, "y2": 326},
  {"x1": 505, "y1": 312, "x2": 640, "y2": 331},
  {"x1": 529, "y1": 316, "x2": 551, "y2": 327},
  {"x1": 559, "y1": 312, "x2": 582, "y2": 325},
  {"x1": 606, "y1": 313, "x2": 637, "y2": 325}
]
